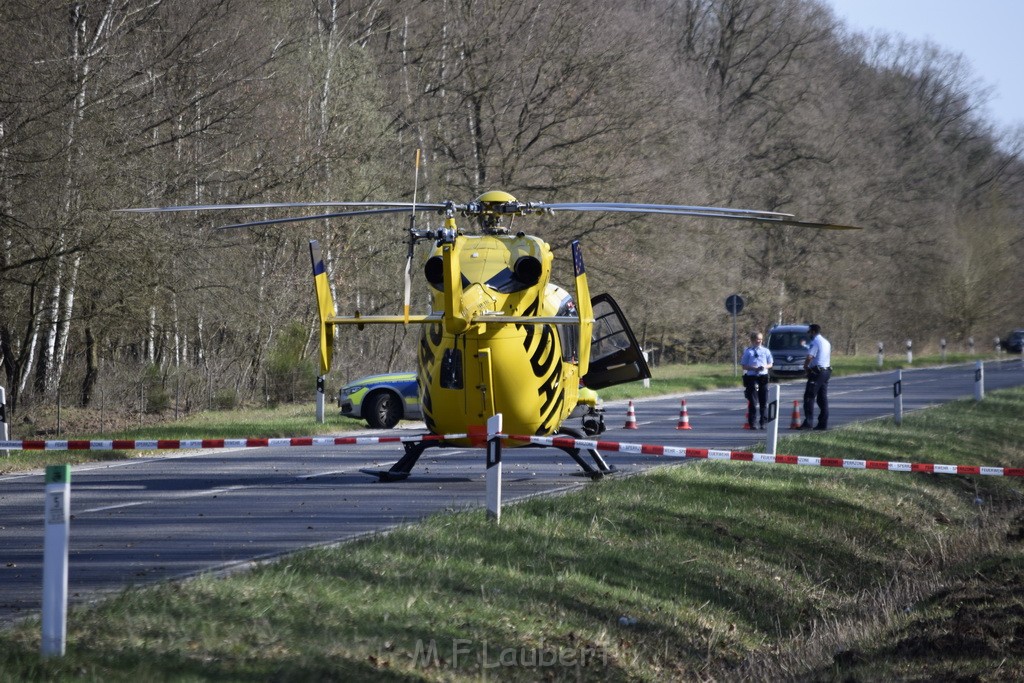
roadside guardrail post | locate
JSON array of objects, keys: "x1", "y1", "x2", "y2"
[
  {"x1": 767, "y1": 384, "x2": 780, "y2": 455},
  {"x1": 975, "y1": 361, "x2": 984, "y2": 401},
  {"x1": 42, "y1": 465, "x2": 71, "y2": 658},
  {"x1": 893, "y1": 370, "x2": 903, "y2": 426},
  {"x1": 486, "y1": 413, "x2": 503, "y2": 523}
]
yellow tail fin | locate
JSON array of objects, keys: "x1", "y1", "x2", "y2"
[
  {"x1": 308, "y1": 240, "x2": 336, "y2": 375},
  {"x1": 571, "y1": 240, "x2": 592, "y2": 375}
]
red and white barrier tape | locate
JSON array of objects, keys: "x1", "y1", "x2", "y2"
[
  {"x1": 506, "y1": 434, "x2": 1024, "y2": 478},
  {"x1": 5, "y1": 432, "x2": 1021, "y2": 478},
  {"x1": 0, "y1": 433, "x2": 462, "y2": 452}
]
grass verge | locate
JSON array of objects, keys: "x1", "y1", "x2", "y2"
[{"x1": 1, "y1": 388, "x2": 1022, "y2": 680}]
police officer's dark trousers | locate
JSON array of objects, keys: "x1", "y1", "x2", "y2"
[
  {"x1": 743, "y1": 374, "x2": 769, "y2": 427},
  {"x1": 803, "y1": 367, "x2": 831, "y2": 428}
]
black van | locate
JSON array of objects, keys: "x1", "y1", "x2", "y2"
[
  {"x1": 1001, "y1": 329, "x2": 1024, "y2": 353},
  {"x1": 766, "y1": 324, "x2": 811, "y2": 380}
]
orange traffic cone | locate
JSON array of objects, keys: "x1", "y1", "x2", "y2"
[
  {"x1": 789, "y1": 400, "x2": 802, "y2": 429},
  {"x1": 624, "y1": 400, "x2": 638, "y2": 429},
  {"x1": 676, "y1": 399, "x2": 693, "y2": 430},
  {"x1": 743, "y1": 399, "x2": 754, "y2": 429}
]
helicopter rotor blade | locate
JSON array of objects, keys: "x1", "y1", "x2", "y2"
[
  {"x1": 529, "y1": 202, "x2": 858, "y2": 229},
  {"x1": 115, "y1": 201, "x2": 447, "y2": 214},
  {"x1": 404, "y1": 236, "x2": 415, "y2": 323},
  {"x1": 538, "y1": 202, "x2": 796, "y2": 219},
  {"x1": 116, "y1": 197, "x2": 860, "y2": 231},
  {"x1": 213, "y1": 206, "x2": 424, "y2": 230},
  {"x1": 405, "y1": 149, "x2": 423, "y2": 323}
]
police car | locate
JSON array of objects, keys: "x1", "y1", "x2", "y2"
[{"x1": 338, "y1": 372, "x2": 422, "y2": 429}]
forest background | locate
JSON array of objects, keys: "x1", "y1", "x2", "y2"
[{"x1": 1, "y1": 0, "x2": 1022, "y2": 420}]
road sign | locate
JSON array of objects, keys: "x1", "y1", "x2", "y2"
[{"x1": 725, "y1": 294, "x2": 745, "y2": 315}]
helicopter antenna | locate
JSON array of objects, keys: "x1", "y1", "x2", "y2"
[{"x1": 404, "y1": 148, "x2": 422, "y2": 323}]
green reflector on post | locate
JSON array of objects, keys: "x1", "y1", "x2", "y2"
[{"x1": 45, "y1": 465, "x2": 70, "y2": 485}]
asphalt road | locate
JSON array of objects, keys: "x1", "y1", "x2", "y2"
[{"x1": 2, "y1": 358, "x2": 1023, "y2": 625}]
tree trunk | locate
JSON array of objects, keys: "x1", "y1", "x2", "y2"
[{"x1": 81, "y1": 323, "x2": 98, "y2": 407}]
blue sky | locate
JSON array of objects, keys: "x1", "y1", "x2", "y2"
[{"x1": 826, "y1": 0, "x2": 1023, "y2": 131}]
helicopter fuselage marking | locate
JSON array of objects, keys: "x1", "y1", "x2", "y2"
[
  {"x1": 418, "y1": 323, "x2": 443, "y2": 433},
  {"x1": 515, "y1": 296, "x2": 567, "y2": 434}
]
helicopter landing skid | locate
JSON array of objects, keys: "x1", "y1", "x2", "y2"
[
  {"x1": 360, "y1": 439, "x2": 434, "y2": 482},
  {"x1": 359, "y1": 468, "x2": 412, "y2": 482},
  {"x1": 556, "y1": 427, "x2": 615, "y2": 479},
  {"x1": 359, "y1": 431, "x2": 614, "y2": 481}
]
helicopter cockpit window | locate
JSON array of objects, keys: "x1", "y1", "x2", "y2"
[
  {"x1": 556, "y1": 295, "x2": 579, "y2": 362},
  {"x1": 591, "y1": 304, "x2": 632, "y2": 359},
  {"x1": 484, "y1": 269, "x2": 523, "y2": 293},
  {"x1": 440, "y1": 348, "x2": 463, "y2": 389}
]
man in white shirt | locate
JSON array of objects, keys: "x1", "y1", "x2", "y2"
[
  {"x1": 801, "y1": 323, "x2": 832, "y2": 430},
  {"x1": 741, "y1": 331, "x2": 774, "y2": 429}
]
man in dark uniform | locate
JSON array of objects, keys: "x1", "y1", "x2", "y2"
[
  {"x1": 740, "y1": 331, "x2": 773, "y2": 429},
  {"x1": 801, "y1": 323, "x2": 832, "y2": 430}
]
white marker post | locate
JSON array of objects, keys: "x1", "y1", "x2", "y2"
[
  {"x1": 485, "y1": 413, "x2": 503, "y2": 523},
  {"x1": 893, "y1": 370, "x2": 903, "y2": 426},
  {"x1": 1, "y1": 386, "x2": 8, "y2": 456},
  {"x1": 315, "y1": 376, "x2": 325, "y2": 424},
  {"x1": 42, "y1": 464, "x2": 71, "y2": 658},
  {"x1": 974, "y1": 361, "x2": 985, "y2": 401},
  {"x1": 766, "y1": 384, "x2": 780, "y2": 456}
]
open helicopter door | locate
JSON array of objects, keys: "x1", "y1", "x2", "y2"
[{"x1": 581, "y1": 293, "x2": 652, "y2": 390}]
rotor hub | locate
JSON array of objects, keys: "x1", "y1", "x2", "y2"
[{"x1": 467, "y1": 191, "x2": 520, "y2": 233}]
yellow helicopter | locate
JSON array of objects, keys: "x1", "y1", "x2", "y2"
[{"x1": 121, "y1": 188, "x2": 857, "y2": 480}]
